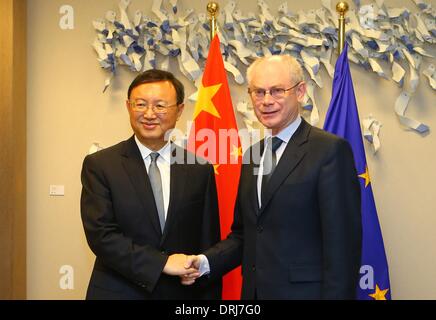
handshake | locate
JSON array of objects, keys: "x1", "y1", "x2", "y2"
[{"x1": 163, "y1": 254, "x2": 205, "y2": 285}]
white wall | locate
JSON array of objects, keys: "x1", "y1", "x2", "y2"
[{"x1": 27, "y1": 0, "x2": 436, "y2": 299}]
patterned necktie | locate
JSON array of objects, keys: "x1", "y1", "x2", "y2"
[
  {"x1": 261, "y1": 137, "x2": 283, "y2": 205},
  {"x1": 149, "y1": 152, "x2": 165, "y2": 232}
]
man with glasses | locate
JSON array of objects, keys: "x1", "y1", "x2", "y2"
[
  {"x1": 80, "y1": 69, "x2": 221, "y2": 299},
  {"x1": 184, "y1": 55, "x2": 362, "y2": 299}
]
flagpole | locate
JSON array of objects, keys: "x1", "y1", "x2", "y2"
[
  {"x1": 336, "y1": 1, "x2": 349, "y2": 55},
  {"x1": 207, "y1": 2, "x2": 219, "y2": 40}
]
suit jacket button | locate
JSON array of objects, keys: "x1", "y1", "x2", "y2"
[
  {"x1": 257, "y1": 226, "x2": 263, "y2": 233},
  {"x1": 252, "y1": 265, "x2": 256, "y2": 272}
]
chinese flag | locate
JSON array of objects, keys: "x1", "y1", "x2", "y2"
[{"x1": 187, "y1": 35, "x2": 242, "y2": 299}]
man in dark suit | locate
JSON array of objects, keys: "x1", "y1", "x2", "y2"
[
  {"x1": 184, "y1": 55, "x2": 362, "y2": 299},
  {"x1": 80, "y1": 70, "x2": 221, "y2": 299}
]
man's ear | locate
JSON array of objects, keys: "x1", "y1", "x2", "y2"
[
  {"x1": 296, "y1": 81, "x2": 307, "y2": 103},
  {"x1": 176, "y1": 103, "x2": 185, "y2": 120}
]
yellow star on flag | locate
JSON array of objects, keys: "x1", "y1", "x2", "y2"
[
  {"x1": 192, "y1": 83, "x2": 222, "y2": 120},
  {"x1": 358, "y1": 165, "x2": 371, "y2": 188},
  {"x1": 369, "y1": 284, "x2": 389, "y2": 300},
  {"x1": 230, "y1": 145, "x2": 242, "y2": 160},
  {"x1": 213, "y1": 164, "x2": 220, "y2": 175}
]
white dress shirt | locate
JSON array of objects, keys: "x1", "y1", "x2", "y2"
[
  {"x1": 257, "y1": 115, "x2": 302, "y2": 208},
  {"x1": 134, "y1": 136, "x2": 171, "y2": 219}
]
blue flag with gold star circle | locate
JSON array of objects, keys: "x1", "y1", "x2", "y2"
[{"x1": 323, "y1": 44, "x2": 391, "y2": 300}]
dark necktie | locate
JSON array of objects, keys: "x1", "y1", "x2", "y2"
[
  {"x1": 149, "y1": 152, "x2": 165, "y2": 232},
  {"x1": 261, "y1": 137, "x2": 283, "y2": 205}
]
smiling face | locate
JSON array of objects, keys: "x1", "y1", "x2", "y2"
[
  {"x1": 126, "y1": 81, "x2": 184, "y2": 151},
  {"x1": 248, "y1": 57, "x2": 306, "y2": 135}
]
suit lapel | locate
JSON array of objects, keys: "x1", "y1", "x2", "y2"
[
  {"x1": 258, "y1": 119, "x2": 311, "y2": 216},
  {"x1": 252, "y1": 163, "x2": 261, "y2": 215},
  {"x1": 121, "y1": 136, "x2": 162, "y2": 236},
  {"x1": 251, "y1": 140, "x2": 265, "y2": 215},
  {"x1": 160, "y1": 145, "x2": 187, "y2": 245}
]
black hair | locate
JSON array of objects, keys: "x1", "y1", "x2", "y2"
[{"x1": 127, "y1": 69, "x2": 184, "y2": 104}]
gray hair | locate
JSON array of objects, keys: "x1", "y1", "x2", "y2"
[{"x1": 246, "y1": 55, "x2": 304, "y2": 86}]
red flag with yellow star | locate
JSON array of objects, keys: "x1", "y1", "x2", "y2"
[{"x1": 187, "y1": 34, "x2": 242, "y2": 299}]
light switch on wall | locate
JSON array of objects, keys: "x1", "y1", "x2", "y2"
[{"x1": 49, "y1": 185, "x2": 65, "y2": 196}]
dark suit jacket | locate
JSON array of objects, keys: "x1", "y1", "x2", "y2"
[
  {"x1": 204, "y1": 119, "x2": 362, "y2": 299},
  {"x1": 80, "y1": 136, "x2": 222, "y2": 300}
]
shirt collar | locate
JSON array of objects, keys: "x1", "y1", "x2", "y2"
[
  {"x1": 134, "y1": 136, "x2": 171, "y2": 163},
  {"x1": 265, "y1": 115, "x2": 302, "y2": 144}
]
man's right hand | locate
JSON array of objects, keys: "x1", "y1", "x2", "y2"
[
  {"x1": 180, "y1": 255, "x2": 202, "y2": 285},
  {"x1": 162, "y1": 254, "x2": 200, "y2": 277}
]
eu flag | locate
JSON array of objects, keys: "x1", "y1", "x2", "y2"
[{"x1": 323, "y1": 44, "x2": 391, "y2": 300}]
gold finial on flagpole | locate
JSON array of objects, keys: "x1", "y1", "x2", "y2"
[
  {"x1": 336, "y1": 2, "x2": 349, "y2": 55},
  {"x1": 207, "y1": 2, "x2": 219, "y2": 40}
]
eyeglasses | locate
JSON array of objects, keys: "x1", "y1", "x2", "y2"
[
  {"x1": 128, "y1": 100, "x2": 179, "y2": 114},
  {"x1": 248, "y1": 82, "x2": 301, "y2": 100}
]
